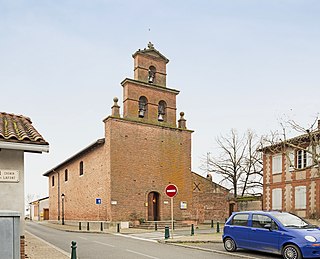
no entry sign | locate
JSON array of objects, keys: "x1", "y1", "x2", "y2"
[{"x1": 165, "y1": 184, "x2": 178, "y2": 198}]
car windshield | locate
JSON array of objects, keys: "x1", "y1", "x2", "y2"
[{"x1": 271, "y1": 212, "x2": 316, "y2": 228}]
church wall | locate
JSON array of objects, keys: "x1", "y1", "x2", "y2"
[
  {"x1": 105, "y1": 117, "x2": 193, "y2": 222},
  {"x1": 48, "y1": 144, "x2": 109, "y2": 221}
]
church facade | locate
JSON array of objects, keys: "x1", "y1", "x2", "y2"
[{"x1": 44, "y1": 43, "x2": 230, "y2": 224}]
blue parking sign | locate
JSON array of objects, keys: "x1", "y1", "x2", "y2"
[{"x1": 96, "y1": 198, "x2": 101, "y2": 205}]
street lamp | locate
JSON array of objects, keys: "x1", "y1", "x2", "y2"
[{"x1": 61, "y1": 193, "x2": 65, "y2": 225}]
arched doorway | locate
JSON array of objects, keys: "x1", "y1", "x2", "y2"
[{"x1": 148, "y1": 192, "x2": 160, "y2": 221}]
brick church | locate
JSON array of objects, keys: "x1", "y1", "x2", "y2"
[{"x1": 44, "y1": 43, "x2": 230, "y2": 224}]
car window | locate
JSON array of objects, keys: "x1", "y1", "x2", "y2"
[
  {"x1": 231, "y1": 213, "x2": 249, "y2": 226},
  {"x1": 252, "y1": 214, "x2": 278, "y2": 230},
  {"x1": 271, "y1": 212, "x2": 310, "y2": 228}
]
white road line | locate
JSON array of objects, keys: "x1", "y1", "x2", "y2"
[
  {"x1": 79, "y1": 237, "x2": 88, "y2": 240},
  {"x1": 93, "y1": 241, "x2": 115, "y2": 247},
  {"x1": 126, "y1": 249, "x2": 159, "y2": 259},
  {"x1": 113, "y1": 233, "x2": 158, "y2": 243}
]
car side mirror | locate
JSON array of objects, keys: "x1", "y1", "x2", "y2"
[{"x1": 264, "y1": 224, "x2": 272, "y2": 231}]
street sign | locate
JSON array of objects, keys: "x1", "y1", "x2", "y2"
[
  {"x1": 96, "y1": 198, "x2": 102, "y2": 205},
  {"x1": 165, "y1": 184, "x2": 178, "y2": 198}
]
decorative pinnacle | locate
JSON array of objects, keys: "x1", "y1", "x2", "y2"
[{"x1": 148, "y1": 42, "x2": 154, "y2": 49}]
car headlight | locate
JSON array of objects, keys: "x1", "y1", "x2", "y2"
[{"x1": 305, "y1": 236, "x2": 317, "y2": 242}]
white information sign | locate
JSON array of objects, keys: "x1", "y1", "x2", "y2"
[{"x1": 0, "y1": 170, "x2": 20, "y2": 183}]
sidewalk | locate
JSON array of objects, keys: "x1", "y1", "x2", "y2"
[
  {"x1": 25, "y1": 221, "x2": 223, "y2": 258},
  {"x1": 25, "y1": 231, "x2": 70, "y2": 259}
]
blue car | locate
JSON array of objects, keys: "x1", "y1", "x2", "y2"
[{"x1": 223, "y1": 211, "x2": 320, "y2": 259}]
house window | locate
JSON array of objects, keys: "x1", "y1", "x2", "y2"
[
  {"x1": 79, "y1": 161, "x2": 84, "y2": 176},
  {"x1": 297, "y1": 150, "x2": 307, "y2": 169},
  {"x1": 52, "y1": 175, "x2": 55, "y2": 187},
  {"x1": 138, "y1": 96, "x2": 148, "y2": 118},
  {"x1": 295, "y1": 186, "x2": 306, "y2": 209},
  {"x1": 65, "y1": 169, "x2": 68, "y2": 182},
  {"x1": 272, "y1": 188, "x2": 282, "y2": 210},
  {"x1": 158, "y1": 100, "x2": 166, "y2": 121},
  {"x1": 272, "y1": 154, "x2": 282, "y2": 174}
]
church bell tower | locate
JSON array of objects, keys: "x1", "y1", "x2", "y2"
[{"x1": 121, "y1": 42, "x2": 180, "y2": 127}]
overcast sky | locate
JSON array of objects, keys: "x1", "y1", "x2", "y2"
[{"x1": 1, "y1": 0, "x2": 320, "y2": 199}]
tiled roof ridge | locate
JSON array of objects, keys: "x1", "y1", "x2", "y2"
[{"x1": 0, "y1": 112, "x2": 47, "y2": 144}]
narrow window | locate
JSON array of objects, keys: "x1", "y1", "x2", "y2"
[
  {"x1": 52, "y1": 175, "x2": 55, "y2": 187},
  {"x1": 65, "y1": 169, "x2": 68, "y2": 182},
  {"x1": 272, "y1": 154, "x2": 282, "y2": 174},
  {"x1": 295, "y1": 186, "x2": 306, "y2": 209},
  {"x1": 158, "y1": 100, "x2": 166, "y2": 121},
  {"x1": 138, "y1": 96, "x2": 148, "y2": 118},
  {"x1": 148, "y1": 66, "x2": 156, "y2": 83},
  {"x1": 272, "y1": 188, "x2": 282, "y2": 210},
  {"x1": 80, "y1": 161, "x2": 84, "y2": 176},
  {"x1": 297, "y1": 150, "x2": 307, "y2": 169}
]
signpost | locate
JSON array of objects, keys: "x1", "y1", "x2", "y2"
[
  {"x1": 165, "y1": 184, "x2": 178, "y2": 238},
  {"x1": 96, "y1": 198, "x2": 101, "y2": 219}
]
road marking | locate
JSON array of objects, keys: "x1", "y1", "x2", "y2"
[
  {"x1": 79, "y1": 237, "x2": 88, "y2": 240},
  {"x1": 126, "y1": 249, "x2": 159, "y2": 259},
  {"x1": 93, "y1": 241, "x2": 115, "y2": 247},
  {"x1": 113, "y1": 233, "x2": 157, "y2": 243},
  {"x1": 172, "y1": 244, "x2": 261, "y2": 259}
]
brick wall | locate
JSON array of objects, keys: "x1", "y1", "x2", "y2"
[
  {"x1": 192, "y1": 173, "x2": 229, "y2": 222},
  {"x1": 48, "y1": 144, "x2": 109, "y2": 221},
  {"x1": 20, "y1": 235, "x2": 25, "y2": 259},
  {"x1": 105, "y1": 117, "x2": 193, "y2": 221}
]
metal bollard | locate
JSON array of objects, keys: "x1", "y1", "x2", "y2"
[
  {"x1": 117, "y1": 223, "x2": 120, "y2": 233},
  {"x1": 71, "y1": 241, "x2": 77, "y2": 259},
  {"x1": 155, "y1": 222, "x2": 157, "y2": 231},
  {"x1": 79, "y1": 222, "x2": 81, "y2": 231},
  {"x1": 217, "y1": 222, "x2": 220, "y2": 233},
  {"x1": 191, "y1": 224, "x2": 194, "y2": 236},
  {"x1": 100, "y1": 222, "x2": 103, "y2": 231},
  {"x1": 164, "y1": 226, "x2": 170, "y2": 239},
  {"x1": 211, "y1": 220, "x2": 214, "y2": 228},
  {"x1": 87, "y1": 222, "x2": 90, "y2": 231}
]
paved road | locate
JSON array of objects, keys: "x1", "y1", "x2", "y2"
[
  {"x1": 26, "y1": 222, "x2": 236, "y2": 259},
  {"x1": 182, "y1": 243, "x2": 282, "y2": 259}
]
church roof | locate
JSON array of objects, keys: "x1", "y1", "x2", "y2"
[
  {"x1": 132, "y1": 42, "x2": 169, "y2": 63},
  {"x1": 43, "y1": 138, "x2": 105, "y2": 176},
  {"x1": 0, "y1": 112, "x2": 48, "y2": 145}
]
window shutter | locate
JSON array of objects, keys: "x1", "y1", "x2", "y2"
[{"x1": 272, "y1": 188, "x2": 282, "y2": 210}]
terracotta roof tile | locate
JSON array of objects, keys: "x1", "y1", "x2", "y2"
[{"x1": 0, "y1": 112, "x2": 48, "y2": 145}]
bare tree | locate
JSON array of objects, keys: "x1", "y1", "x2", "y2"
[
  {"x1": 206, "y1": 129, "x2": 263, "y2": 198},
  {"x1": 262, "y1": 117, "x2": 320, "y2": 173}
]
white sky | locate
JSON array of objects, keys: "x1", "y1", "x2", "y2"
[{"x1": 1, "y1": 0, "x2": 320, "y2": 198}]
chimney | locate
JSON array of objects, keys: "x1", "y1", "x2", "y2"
[
  {"x1": 178, "y1": 112, "x2": 186, "y2": 129},
  {"x1": 111, "y1": 97, "x2": 120, "y2": 117}
]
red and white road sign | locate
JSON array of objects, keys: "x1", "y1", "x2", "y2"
[{"x1": 165, "y1": 184, "x2": 178, "y2": 198}]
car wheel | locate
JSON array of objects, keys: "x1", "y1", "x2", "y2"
[
  {"x1": 224, "y1": 237, "x2": 237, "y2": 252},
  {"x1": 282, "y1": 244, "x2": 302, "y2": 259}
]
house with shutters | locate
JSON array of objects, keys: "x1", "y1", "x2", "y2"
[
  {"x1": 261, "y1": 121, "x2": 320, "y2": 219},
  {"x1": 43, "y1": 43, "x2": 231, "y2": 225}
]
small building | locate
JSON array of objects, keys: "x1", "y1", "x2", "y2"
[
  {"x1": 44, "y1": 43, "x2": 230, "y2": 224},
  {"x1": 29, "y1": 197, "x2": 49, "y2": 221},
  {"x1": 0, "y1": 112, "x2": 49, "y2": 259},
  {"x1": 261, "y1": 121, "x2": 320, "y2": 218}
]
